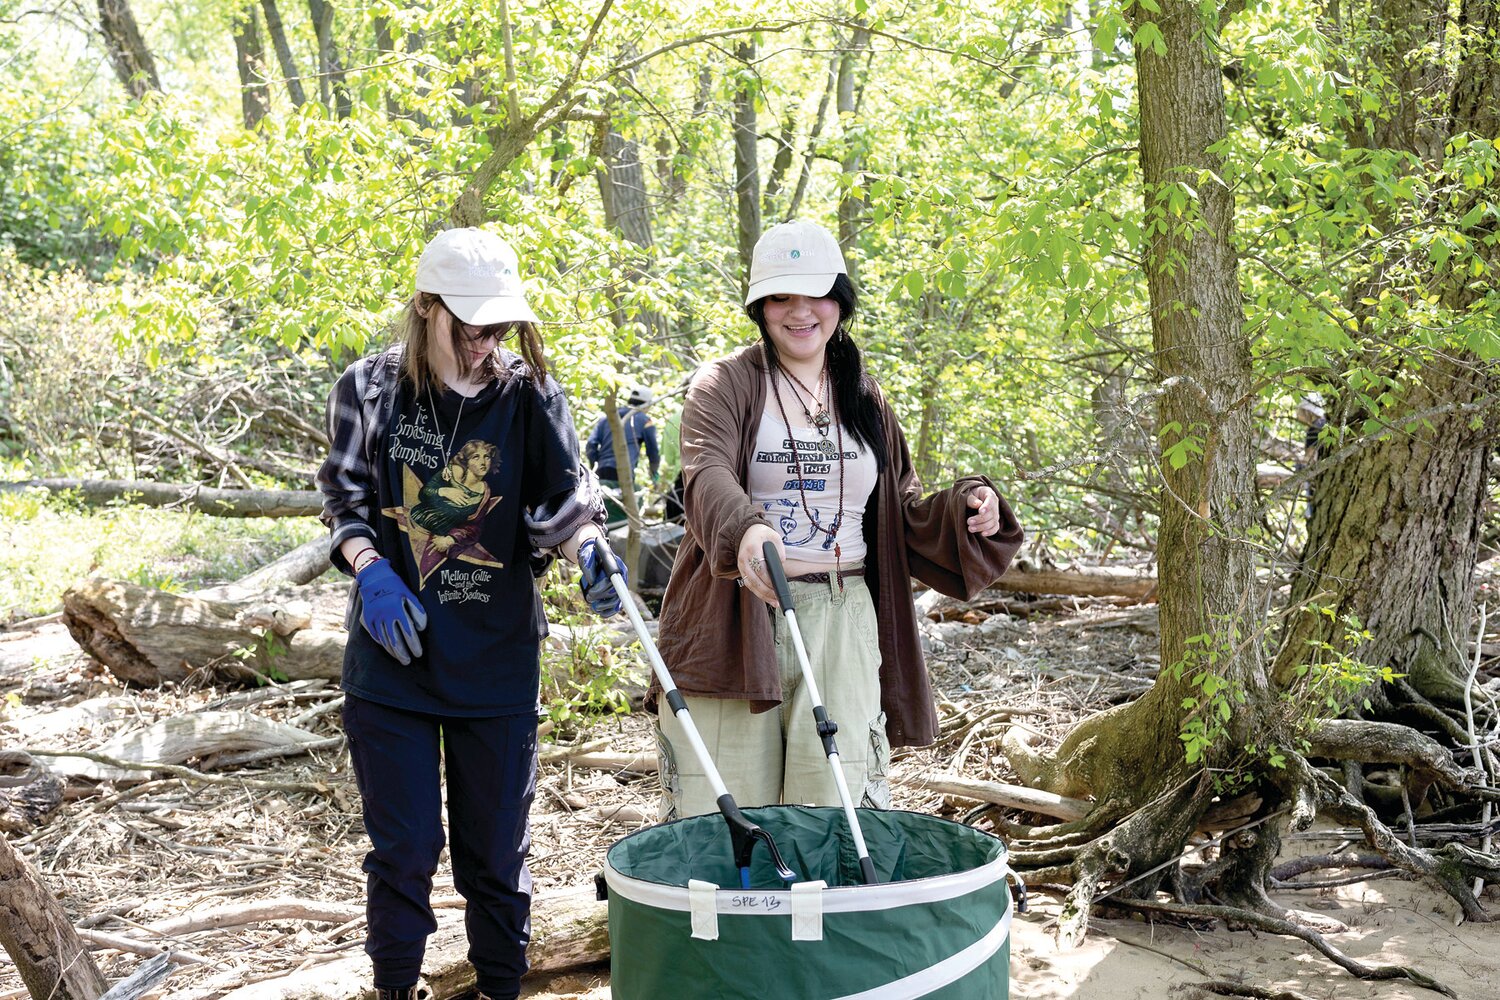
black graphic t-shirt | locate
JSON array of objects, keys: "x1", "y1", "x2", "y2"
[{"x1": 341, "y1": 369, "x2": 581, "y2": 717}]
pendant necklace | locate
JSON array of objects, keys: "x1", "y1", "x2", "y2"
[
  {"x1": 778, "y1": 362, "x2": 832, "y2": 437},
  {"x1": 769, "y1": 365, "x2": 846, "y2": 588},
  {"x1": 426, "y1": 385, "x2": 467, "y2": 469}
]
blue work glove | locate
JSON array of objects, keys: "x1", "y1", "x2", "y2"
[
  {"x1": 355, "y1": 558, "x2": 428, "y2": 665},
  {"x1": 577, "y1": 538, "x2": 625, "y2": 617}
]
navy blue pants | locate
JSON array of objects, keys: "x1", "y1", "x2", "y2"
[{"x1": 343, "y1": 694, "x2": 538, "y2": 1000}]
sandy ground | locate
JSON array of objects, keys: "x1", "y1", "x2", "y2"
[{"x1": 519, "y1": 816, "x2": 1500, "y2": 1000}]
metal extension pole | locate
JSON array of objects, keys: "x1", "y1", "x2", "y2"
[
  {"x1": 763, "y1": 542, "x2": 879, "y2": 885},
  {"x1": 592, "y1": 539, "x2": 796, "y2": 889}
]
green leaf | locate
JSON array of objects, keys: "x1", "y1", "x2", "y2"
[{"x1": 1134, "y1": 21, "x2": 1167, "y2": 57}]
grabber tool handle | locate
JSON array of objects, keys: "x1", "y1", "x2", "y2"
[
  {"x1": 764, "y1": 541, "x2": 795, "y2": 612},
  {"x1": 592, "y1": 535, "x2": 799, "y2": 888}
]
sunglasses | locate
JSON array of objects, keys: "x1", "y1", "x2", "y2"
[{"x1": 441, "y1": 301, "x2": 519, "y2": 345}]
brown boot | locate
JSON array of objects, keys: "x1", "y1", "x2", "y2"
[{"x1": 376, "y1": 989, "x2": 429, "y2": 1000}]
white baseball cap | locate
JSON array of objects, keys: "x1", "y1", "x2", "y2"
[
  {"x1": 744, "y1": 220, "x2": 848, "y2": 306},
  {"x1": 415, "y1": 227, "x2": 539, "y2": 325}
]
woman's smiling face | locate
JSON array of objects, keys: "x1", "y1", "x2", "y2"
[{"x1": 760, "y1": 293, "x2": 841, "y2": 367}]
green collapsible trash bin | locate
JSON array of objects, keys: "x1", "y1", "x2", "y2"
[{"x1": 604, "y1": 805, "x2": 1014, "y2": 999}]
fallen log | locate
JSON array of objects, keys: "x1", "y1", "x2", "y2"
[
  {"x1": 62, "y1": 576, "x2": 651, "y2": 704},
  {"x1": 901, "y1": 773, "x2": 1093, "y2": 823},
  {"x1": 98, "y1": 951, "x2": 174, "y2": 1000},
  {"x1": 569, "y1": 750, "x2": 658, "y2": 774},
  {"x1": 77, "y1": 928, "x2": 210, "y2": 965},
  {"x1": 214, "y1": 885, "x2": 607, "y2": 1000},
  {"x1": 0, "y1": 479, "x2": 321, "y2": 517},
  {"x1": 192, "y1": 538, "x2": 332, "y2": 602},
  {"x1": 62, "y1": 577, "x2": 346, "y2": 686},
  {"x1": 143, "y1": 898, "x2": 364, "y2": 937},
  {"x1": 990, "y1": 563, "x2": 1157, "y2": 600},
  {"x1": 37, "y1": 711, "x2": 324, "y2": 782},
  {"x1": 0, "y1": 829, "x2": 110, "y2": 999},
  {"x1": 0, "y1": 623, "x2": 86, "y2": 688}
]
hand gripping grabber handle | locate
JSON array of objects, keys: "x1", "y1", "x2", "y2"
[
  {"x1": 763, "y1": 542, "x2": 879, "y2": 885},
  {"x1": 591, "y1": 539, "x2": 796, "y2": 888}
]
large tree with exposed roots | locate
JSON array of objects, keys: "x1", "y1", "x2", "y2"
[{"x1": 1002, "y1": 2, "x2": 1500, "y2": 994}]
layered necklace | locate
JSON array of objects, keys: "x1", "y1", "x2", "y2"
[
  {"x1": 769, "y1": 357, "x2": 846, "y2": 587},
  {"x1": 778, "y1": 363, "x2": 833, "y2": 438}
]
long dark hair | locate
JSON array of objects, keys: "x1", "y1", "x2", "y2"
[
  {"x1": 400, "y1": 292, "x2": 548, "y2": 395},
  {"x1": 748, "y1": 273, "x2": 887, "y2": 470}
]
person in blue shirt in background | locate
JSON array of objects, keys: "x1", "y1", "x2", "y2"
[{"x1": 585, "y1": 386, "x2": 661, "y2": 525}]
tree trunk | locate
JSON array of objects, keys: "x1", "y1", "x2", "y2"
[
  {"x1": 96, "y1": 0, "x2": 161, "y2": 99},
  {"x1": 595, "y1": 86, "x2": 662, "y2": 571},
  {"x1": 260, "y1": 0, "x2": 307, "y2": 108},
  {"x1": 0, "y1": 833, "x2": 109, "y2": 999},
  {"x1": 732, "y1": 41, "x2": 762, "y2": 296},
  {"x1": 602, "y1": 391, "x2": 644, "y2": 581},
  {"x1": 233, "y1": 2, "x2": 272, "y2": 128},
  {"x1": 306, "y1": 0, "x2": 352, "y2": 117},
  {"x1": 1030, "y1": 0, "x2": 1261, "y2": 802},
  {"x1": 1276, "y1": 0, "x2": 1500, "y2": 706},
  {"x1": 654, "y1": 65, "x2": 711, "y2": 206},
  {"x1": 38, "y1": 710, "x2": 327, "y2": 782},
  {"x1": 373, "y1": 12, "x2": 404, "y2": 122},
  {"x1": 787, "y1": 53, "x2": 839, "y2": 222},
  {"x1": 1001, "y1": 1, "x2": 1266, "y2": 948},
  {"x1": 598, "y1": 130, "x2": 652, "y2": 250},
  {"x1": 1274, "y1": 367, "x2": 1494, "y2": 704},
  {"x1": 836, "y1": 24, "x2": 872, "y2": 274}
]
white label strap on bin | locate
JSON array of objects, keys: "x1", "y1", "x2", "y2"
[
  {"x1": 831, "y1": 905, "x2": 1013, "y2": 1000},
  {"x1": 790, "y1": 880, "x2": 827, "y2": 941},
  {"x1": 688, "y1": 880, "x2": 719, "y2": 941}
]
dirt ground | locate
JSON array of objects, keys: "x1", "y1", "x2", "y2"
[{"x1": 2, "y1": 594, "x2": 1497, "y2": 1000}]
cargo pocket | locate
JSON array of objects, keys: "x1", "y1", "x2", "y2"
[
  {"x1": 655, "y1": 723, "x2": 682, "y2": 823},
  {"x1": 861, "y1": 711, "x2": 892, "y2": 809},
  {"x1": 848, "y1": 592, "x2": 883, "y2": 661}
]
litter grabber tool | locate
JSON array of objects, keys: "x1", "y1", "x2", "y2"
[
  {"x1": 590, "y1": 538, "x2": 796, "y2": 889},
  {"x1": 761, "y1": 542, "x2": 880, "y2": 885}
]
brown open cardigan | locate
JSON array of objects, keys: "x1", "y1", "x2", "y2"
[{"x1": 655, "y1": 344, "x2": 1024, "y2": 748}]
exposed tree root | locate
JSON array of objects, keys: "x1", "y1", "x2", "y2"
[
  {"x1": 1269, "y1": 851, "x2": 1390, "y2": 881},
  {"x1": 1306, "y1": 719, "x2": 1480, "y2": 791},
  {"x1": 1184, "y1": 980, "x2": 1319, "y2": 1000},
  {"x1": 1116, "y1": 898, "x2": 1457, "y2": 997},
  {"x1": 1283, "y1": 754, "x2": 1495, "y2": 922},
  {"x1": 1054, "y1": 777, "x2": 1208, "y2": 947}
]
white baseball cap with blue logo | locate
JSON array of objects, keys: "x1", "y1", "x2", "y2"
[
  {"x1": 744, "y1": 220, "x2": 848, "y2": 306},
  {"x1": 415, "y1": 227, "x2": 539, "y2": 325}
]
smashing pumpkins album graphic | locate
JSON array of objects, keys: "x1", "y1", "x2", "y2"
[{"x1": 382, "y1": 438, "x2": 505, "y2": 588}]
